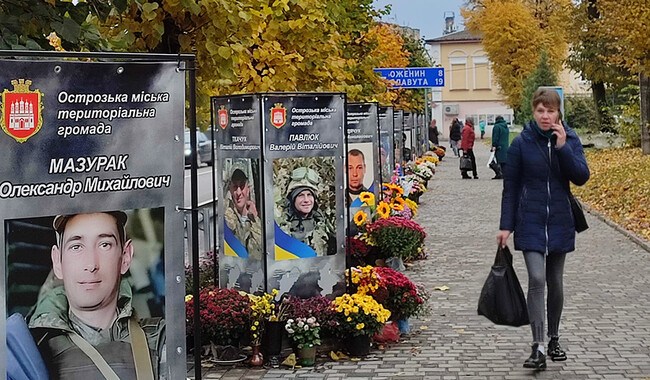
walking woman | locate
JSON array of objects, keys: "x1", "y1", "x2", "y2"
[
  {"x1": 460, "y1": 117, "x2": 478, "y2": 179},
  {"x1": 496, "y1": 88, "x2": 590, "y2": 370},
  {"x1": 449, "y1": 118, "x2": 462, "y2": 157}
]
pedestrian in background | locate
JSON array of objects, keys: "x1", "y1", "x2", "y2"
[
  {"x1": 479, "y1": 119, "x2": 486, "y2": 139},
  {"x1": 497, "y1": 88, "x2": 590, "y2": 370},
  {"x1": 490, "y1": 115, "x2": 509, "y2": 179},
  {"x1": 429, "y1": 119, "x2": 440, "y2": 146},
  {"x1": 459, "y1": 117, "x2": 477, "y2": 179},
  {"x1": 449, "y1": 118, "x2": 462, "y2": 157}
]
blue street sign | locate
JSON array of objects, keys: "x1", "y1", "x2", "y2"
[{"x1": 373, "y1": 67, "x2": 445, "y2": 88}]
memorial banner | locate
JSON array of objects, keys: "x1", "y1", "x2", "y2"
[
  {"x1": 212, "y1": 95, "x2": 264, "y2": 293},
  {"x1": 0, "y1": 60, "x2": 185, "y2": 379},
  {"x1": 378, "y1": 106, "x2": 394, "y2": 185},
  {"x1": 262, "y1": 93, "x2": 346, "y2": 299},
  {"x1": 345, "y1": 102, "x2": 380, "y2": 208},
  {"x1": 393, "y1": 110, "x2": 404, "y2": 173}
]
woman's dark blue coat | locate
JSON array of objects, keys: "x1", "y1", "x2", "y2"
[{"x1": 500, "y1": 121, "x2": 590, "y2": 255}]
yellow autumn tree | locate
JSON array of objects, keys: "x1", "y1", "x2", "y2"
[
  {"x1": 462, "y1": 0, "x2": 570, "y2": 110},
  {"x1": 592, "y1": 0, "x2": 650, "y2": 153},
  {"x1": 96, "y1": 0, "x2": 378, "y2": 125}
]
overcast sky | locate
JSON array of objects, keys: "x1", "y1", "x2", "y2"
[{"x1": 372, "y1": 0, "x2": 466, "y2": 40}]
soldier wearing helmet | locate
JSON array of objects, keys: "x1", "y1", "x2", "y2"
[{"x1": 283, "y1": 167, "x2": 336, "y2": 256}]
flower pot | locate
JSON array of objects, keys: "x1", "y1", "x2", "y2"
[
  {"x1": 249, "y1": 344, "x2": 263, "y2": 366},
  {"x1": 344, "y1": 335, "x2": 371, "y2": 357},
  {"x1": 396, "y1": 318, "x2": 411, "y2": 334},
  {"x1": 263, "y1": 320, "x2": 284, "y2": 357},
  {"x1": 296, "y1": 345, "x2": 317, "y2": 366}
]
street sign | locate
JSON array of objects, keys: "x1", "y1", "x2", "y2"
[{"x1": 374, "y1": 67, "x2": 445, "y2": 88}]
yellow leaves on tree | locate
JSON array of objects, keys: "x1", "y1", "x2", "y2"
[
  {"x1": 462, "y1": 0, "x2": 570, "y2": 109},
  {"x1": 591, "y1": 0, "x2": 650, "y2": 75},
  {"x1": 572, "y1": 147, "x2": 650, "y2": 241}
]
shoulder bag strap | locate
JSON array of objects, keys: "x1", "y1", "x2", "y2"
[
  {"x1": 67, "y1": 332, "x2": 121, "y2": 380},
  {"x1": 129, "y1": 317, "x2": 155, "y2": 380}
]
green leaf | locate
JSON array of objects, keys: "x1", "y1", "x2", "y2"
[
  {"x1": 218, "y1": 46, "x2": 231, "y2": 59},
  {"x1": 52, "y1": 17, "x2": 81, "y2": 44},
  {"x1": 142, "y1": 2, "x2": 159, "y2": 21}
]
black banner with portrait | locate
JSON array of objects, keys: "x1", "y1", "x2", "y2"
[
  {"x1": 378, "y1": 106, "x2": 395, "y2": 185},
  {"x1": 211, "y1": 95, "x2": 264, "y2": 294},
  {"x1": 262, "y1": 93, "x2": 346, "y2": 300},
  {"x1": 0, "y1": 59, "x2": 185, "y2": 379}
]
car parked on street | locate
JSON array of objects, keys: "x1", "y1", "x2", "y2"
[{"x1": 184, "y1": 130, "x2": 213, "y2": 167}]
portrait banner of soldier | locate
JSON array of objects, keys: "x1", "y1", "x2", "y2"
[
  {"x1": 393, "y1": 110, "x2": 404, "y2": 173},
  {"x1": 0, "y1": 59, "x2": 185, "y2": 379},
  {"x1": 345, "y1": 102, "x2": 380, "y2": 208},
  {"x1": 262, "y1": 93, "x2": 346, "y2": 300},
  {"x1": 378, "y1": 106, "x2": 395, "y2": 185},
  {"x1": 211, "y1": 95, "x2": 264, "y2": 293}
]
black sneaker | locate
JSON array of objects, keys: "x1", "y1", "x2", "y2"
[
  {"x1": 523, "y1": 343, "x2": 547, "y2": 370},
  {"x1": 548, "y1": 337, "x2": 567, "y2": 361}
]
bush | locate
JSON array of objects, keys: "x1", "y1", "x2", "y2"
[{"x1": 565, "y1": 95, "x2": 599, "y2": 132}]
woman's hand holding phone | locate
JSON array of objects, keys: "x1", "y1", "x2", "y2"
[{"x1": 551, "y1": 118, "x2": 566, "y2": 148}]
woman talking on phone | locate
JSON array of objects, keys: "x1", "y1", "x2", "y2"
[{"x1": 497, "y1": 88, "x2": 590, "y2": 370}]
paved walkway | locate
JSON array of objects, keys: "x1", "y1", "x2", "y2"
[{"x1": 190, "y1": 139, "x2": 650, "y2": 379}]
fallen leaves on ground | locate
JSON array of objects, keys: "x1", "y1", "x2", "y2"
[
  {"x1": 434, "y1": 285, "x2": 450, "y2": 291},
  {"x1": 573, "y1": 147, "x2": 650, "y2": 241},
  {"x1": 281, "y1": 353, "x2": 297, "y2": 368},
  {"x1": 329, "y1": 351, "x2": 350, "y2": 361}
]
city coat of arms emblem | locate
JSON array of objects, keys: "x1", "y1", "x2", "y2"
[
  {"x1": 1, "y1": 79, "x2": 43, "y2": 143},
  {"x1": 270, "y1": 103, "x2": 286, "y2": 129},
  {"x1": 218, "y1": 106, "x2": 228, "y2": 129}
]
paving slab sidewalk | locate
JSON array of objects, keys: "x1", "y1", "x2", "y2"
[{"x1": 189, "y1": 140, "x2": 650, "y2": 380}]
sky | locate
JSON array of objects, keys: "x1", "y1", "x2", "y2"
[{"x1": 372, "y1": 0, "x2": 466, "y2": 40}]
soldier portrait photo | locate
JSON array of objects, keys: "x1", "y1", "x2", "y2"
[
  {"x1": 6, "y1": 209, "x2": 166, "y2": 379},
  {"x1": 273, "y1": 156, "x2": 337, "y2": 257},
  {"x1": 347, "y1": 142, "x2": 376, "y2": 207}
]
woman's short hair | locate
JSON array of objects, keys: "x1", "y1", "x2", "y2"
[{"x1": 532, "y1": 88, "x2": 561, "y2": 110}]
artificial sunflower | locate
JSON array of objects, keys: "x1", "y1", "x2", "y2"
[
  {"x1": 390, "y1": 197, "x2": 405, "y2": 211},
  {"x1": 377, "y1": 202, "x2": 391, "y2": 219},
  {"x1": 354, "y1": 210, "x2": 368, "y2": 226},
  {"x1": 359, "y1": 191, "x2": 375, "y2": 205}
]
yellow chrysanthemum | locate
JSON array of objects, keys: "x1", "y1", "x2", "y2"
[
  {"x1": 377, "y1": 202, "x2": 390, "y2": 219},
  {"x1": 185, "y1": 295, "x2": 193, "y2": 302},
  {"x1": 356, "y1": 323, "x2": 365, "y2": 330},
  {"x1": 347, "y1": 317, "x2": 352, "y2": 322},
  {"x1": 359, "y1": 191, "x2": 375, "y2": 205},
  {"x1": 354, "y1": 210, "x2": 368, "y2": 226},
  {"x1": 404, "y1": 198, "x2": 418, "y2": 216}
]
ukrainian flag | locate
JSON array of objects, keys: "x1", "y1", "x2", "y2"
[
  {"x1": 224, "y1": 221, "x2": 248, "y2": 258},
  {"x1": 274, "y1": 222, "x2": 317, "y2": 260}
]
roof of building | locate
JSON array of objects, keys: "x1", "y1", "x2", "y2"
[{"x1": 425, "y1": 29, "x2": 482, "y2": 44}]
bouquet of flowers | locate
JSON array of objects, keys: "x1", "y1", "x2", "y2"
[
  {"x1": 185, "y1": 286, "x2": 251, "y2": 346},
  {"x1": 247, "y1": 290, "x2": 276, "y2": 345},
  {"x1": 331, "y1": 293, "x2": 391, "y2": 337},
  {"x1": 285, "y1": 317, "x2": 322, "y2": 349}
]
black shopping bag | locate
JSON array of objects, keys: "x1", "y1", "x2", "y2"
[{"x1": 477, "y1": 245, "x2": 529, "y2": 327}]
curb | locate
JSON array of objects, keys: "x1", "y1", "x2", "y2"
[{"x1": 580, "y1": 200, "x2": 650, "y2": 254}]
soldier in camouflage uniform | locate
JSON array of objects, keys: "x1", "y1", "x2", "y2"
[
  {"x1": 28, "y1": 212, "x2": 166, "y2": 379},
  {"x1": 282, "y1": 167, "x2": 336, "y2": 256},
  {"x1": 224, "y1": 162, "x2": 262, "y2": 260}
]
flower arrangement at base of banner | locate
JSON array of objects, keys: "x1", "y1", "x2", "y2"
[
  {"x1": 366, "y1": 216, "x2": 427, "y2": 262},
  {"x1": 185, "y1": 287, "x2": 252, "y2": 353},
  {"x1": 413, "y1": 158, "x2": 436, "y2": 181},
  {"x1": 289, "y1": 295, "x2": 337, "y2": 338},
  {"x1": 331, "y1": 293, "x2": 391, "y2": 338},
  {"x1": 247, "y1": 290, "x2": 278, "y2": 346},
  {"x1": 346, "y1": 235, "x2": 374, "y2": 266},
  {"x1": 285, "y1": 317, "x2": 322, "y2": 349},
  {"x1": 369, "y1": 267, "x2": 428, "y2": 321}
]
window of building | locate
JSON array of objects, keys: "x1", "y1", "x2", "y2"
[
  {"x1": 449, "y1": 55, "x2": 468, "y2": 90},
  {"x1": 473, "y1": 56, "x2": 491, "y2": 89}
]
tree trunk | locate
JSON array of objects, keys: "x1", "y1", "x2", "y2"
[
  {"x1": 591, "y1": 81, "x2": 613, "y2": 132},
  {"x1": 641, "y1": 72, "x2": 650, "y2": 154}
]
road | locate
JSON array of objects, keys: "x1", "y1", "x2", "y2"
[{"x1": 183, "y1": 165, "x2": 219, "y2": 208}]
